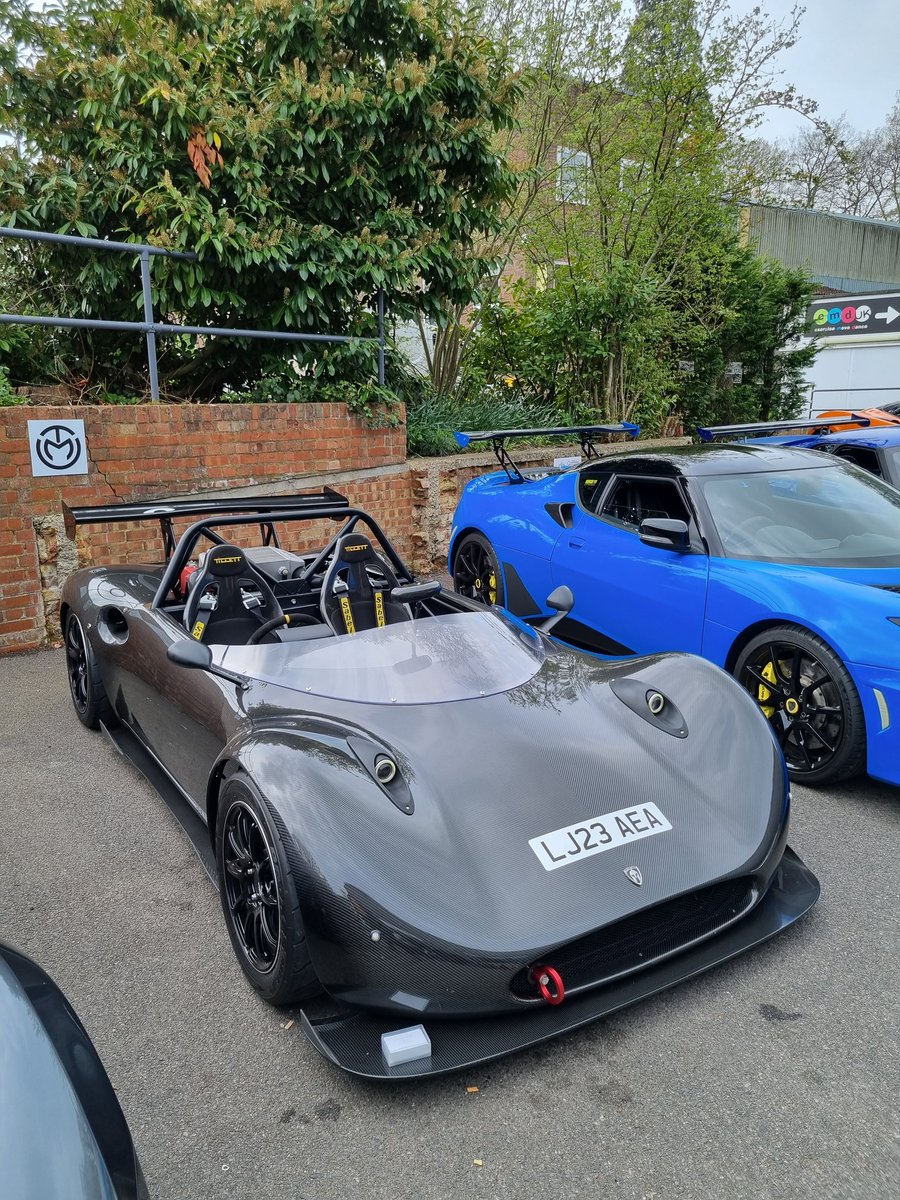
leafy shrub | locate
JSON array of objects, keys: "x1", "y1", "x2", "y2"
[
  {"x1": 0, "y1": 365, "x2": 26, "y2": 406},
  {"x1": 406, "y1": 384, "x2": 565, "y2": 457}
]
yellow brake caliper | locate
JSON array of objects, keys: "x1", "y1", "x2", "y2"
[
  {"x1": 757, "y1": 661, "x2": 777, "y2": 719},
  {"x1": 488, "y1": 572, "x2": 497, "y2": 604}
]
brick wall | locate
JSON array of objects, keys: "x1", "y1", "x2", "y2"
[
  {"x1": 0, "y1": 402, "x2": 406, "y2": 652},
  {"x1": 0, "y1": 401, "x2": 685, "y2": 654}
]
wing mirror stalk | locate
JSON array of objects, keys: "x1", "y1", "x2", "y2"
[
  {"x1": 167, "y1": 640, "x2": 250, "y2": 690},
  {"x1": 639, "y1": 518, "x2": 691, "y2": 551},
  {"x1": 539, "y1": 585, "x2": 575, "y2": 634}
]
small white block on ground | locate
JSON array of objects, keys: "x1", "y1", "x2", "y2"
[{"x1": 381, "y1": 1024, "x2": 432, "y2": 1067}]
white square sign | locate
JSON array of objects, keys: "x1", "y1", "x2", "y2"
[{"x1": 27, "y1": 418, "x2": 88, "y2": 477}]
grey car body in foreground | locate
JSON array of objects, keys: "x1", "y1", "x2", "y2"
[
  {"x1": 0, "y1": 941, "x2": 147, "y2": 1199},
  {"x1": 59, "y1": 494, "x2": 819, "y2": 1078}
]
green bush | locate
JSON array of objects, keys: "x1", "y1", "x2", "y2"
[
  {"x1": 0, "y1": 364, "x2": 26, "y2": 405},
  {"x1": 463, "y1": 268, "x2": 675, "y2": 431},
  {"x1": 406, "y1": 383, "x2": 565, "y2": 457}
]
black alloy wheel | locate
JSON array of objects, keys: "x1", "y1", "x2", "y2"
[
  {"x1": 221, "y1": 800, "x2": 281, "y2": 975},
  {"x1": 215, "y1": 777, "x2": 320, "y2": 1005},
  {"x1": 64, "y1": 611, "x2": 115, "y2": 730},
  {"x1": 452, "y1": 533, "x2": 504, "y2": 606},
  {"x1": 734, "y1": 625, "x2": 866, "y2": 787}
]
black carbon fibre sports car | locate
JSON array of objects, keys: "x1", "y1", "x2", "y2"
[{"x1": 60, "y1": 489, "x2": 819, "y2": 1078}]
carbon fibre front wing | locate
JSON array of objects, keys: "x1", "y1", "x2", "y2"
[{"x1": 301, "y1": 848, "x2": 819, "y2": 1079}]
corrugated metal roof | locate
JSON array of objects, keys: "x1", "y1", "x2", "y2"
[{"x1": 740, "y1": 204, "x2": 900, "y2": 293}]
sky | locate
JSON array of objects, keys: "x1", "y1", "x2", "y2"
[{"x1": 726, "y1": 0, "x2": 899, "y2": 143}]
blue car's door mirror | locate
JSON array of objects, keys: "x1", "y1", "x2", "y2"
[{"x1": 639, "y1": 517, "x2": 691, "y2": 551}]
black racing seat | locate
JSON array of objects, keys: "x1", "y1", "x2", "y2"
[
  {"x1": 183, "y1": 544, "x2": 283, "y2": 644},
  {"x1": 319, "y1": 534, "x2": 410, "y2": 636},
  {"x1": 607, "y1": 482, "x2": 645, "y2": 527}
]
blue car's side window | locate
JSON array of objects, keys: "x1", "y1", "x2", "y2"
[
  {"x1": 596, "y1": 476, "x2": 692, "y2": 531},
  {"x1": 578, "y1": 469, "x2": 613, "y2": 511},
  {"x1": 832, "y1": 446, "x2": 883, "y2": 478}
]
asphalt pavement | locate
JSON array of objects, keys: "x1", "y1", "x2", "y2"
[{"x1": 1, "y1": 647, "x2": 898, "y2": 1200}]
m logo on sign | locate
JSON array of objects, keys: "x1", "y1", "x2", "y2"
[{"x1": 27, "y1": 419, "x2": 89, "y2": 478}]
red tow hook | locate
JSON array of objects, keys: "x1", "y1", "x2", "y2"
[{"x1": 531, "y1": 965, "x2": 565, "y2": 1006}]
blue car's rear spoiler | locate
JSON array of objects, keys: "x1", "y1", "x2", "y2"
[
  {"x1": 453, "y1": 423, "x2": 640, "y2": 482},
  {"x1": 696, "y1": 416, "x2": 871, "y2": 442}
]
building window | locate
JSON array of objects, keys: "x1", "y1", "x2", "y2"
[
  {"x1": 619, "y1": 158, "x2": 640, "y2": 188},
  {"x1": 535, "y1": 260, "x2": 572, "y2": 291},
  {"x1": 556, "y1": 146, "x2": 590, "y2": 204}
]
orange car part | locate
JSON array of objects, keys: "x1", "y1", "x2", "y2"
[{"x1": 816, "y1": 408, "x2": 900, "y2": 430}]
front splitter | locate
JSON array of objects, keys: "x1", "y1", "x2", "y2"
[{"x1": 301, "y1": 847, "x2": 819, "y2": 1079}]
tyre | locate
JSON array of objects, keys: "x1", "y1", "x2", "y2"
[
  {"x1": 64, "y1": 611, "x2": 115, "y2": 730},
  {"x1": 216, "y1": 774, "x2": 320, "y2": 1005},
  {"x1": 733, "y1": 625, "x2": 866, "y2": 787},
  {"x1": 452, "y1": 532, "x2": 505, "y2": 606}
]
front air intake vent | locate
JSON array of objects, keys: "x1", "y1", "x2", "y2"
[{"x1": 511, "y1": 877, "x2": 756, "y2": 1000}]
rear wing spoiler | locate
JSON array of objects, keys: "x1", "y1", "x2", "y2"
[
  {"x1": 63, "y1": 487, "x2": 349, "y2": 557},
  {"x1": 696, "y1": 416, "x2": 871, "y2": 442},
  {"x1": 453, "y1": 423, "x2": 640, "y2": 482}
]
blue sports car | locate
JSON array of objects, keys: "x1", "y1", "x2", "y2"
[{"x1": 449, "y1": 427, "x2": 900, "y2": 788}]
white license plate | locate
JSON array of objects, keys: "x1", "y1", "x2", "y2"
[{"x1": 529, "y1": 802, "x2": 672, "y2": 872}]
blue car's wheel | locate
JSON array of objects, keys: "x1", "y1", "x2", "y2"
[
  {"x1": 452, "y1": 533, "x2": 504, "y2": 606},
  {"x1": 734, "y1": 626, "x2": 866, "y2": 787}
]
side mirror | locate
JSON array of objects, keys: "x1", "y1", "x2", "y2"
[
  {"x1": 167, "y1": 639, "x2": 212, "y2": 670},
  {"x1": 167, "y1": 639, "x2": 249, "y2": 690},
  {"x1": 391, "y1": 581, "x2": 443, "y2": 604},
  {"x1": 639, "y1": 517, "x2": 691, "y2": 551},
  {"x1": 539, "y1": 585, "x2": 574, "y2": 634}
]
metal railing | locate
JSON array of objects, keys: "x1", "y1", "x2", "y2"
[{"x1": 0, "y1": 226, "x2": 386, "y2": 400}]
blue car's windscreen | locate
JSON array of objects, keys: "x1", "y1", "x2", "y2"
[
  {"x1": 701, "y1": 464, "x2": 900, "y2": 567},
  {"x1": 219, "y1": 611, "x2": 546, "y2": 704}
]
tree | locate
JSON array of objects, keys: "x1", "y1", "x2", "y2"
[
  {"x1": 417, "y1": 0, "x2": 816, "y2": 400},
  {"x1": 747, "y1": 94, "x2": 900, "y2": 221},
  {"x1": 0, "y1": 0, "x2": 519, "y2": 398},
  {"x1": 453, "y1": 0, "x2": 823, "y2": 431},
  {"x1": 415, "y1": 0, "x2": 605, "y2": 393},
  {"x1": 772, "y1": 119, "x2": 856, "y2": 211},
  {"x1": 490, "y1": 0, "x2": 814, "y2": 422},
  {"x1": 465, "y1": 243, "x2": 817, "y2": 434},
  {"x1": 670, "y1": 248, "x2": 818, "y2": 430}
]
